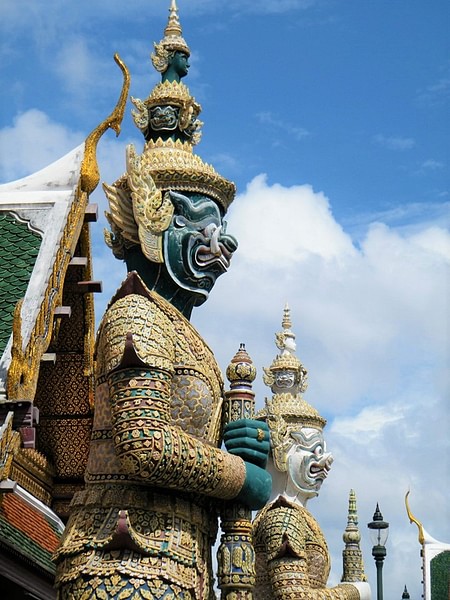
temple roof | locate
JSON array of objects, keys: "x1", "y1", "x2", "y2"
[
  {"x1": 0, "y1": 145, "x2": 86, "y2": 400},
  {"x1": 0, "y1": 490, "x2": 62, "y2": 575},
  {"x1": 0, "y1": 214, "x2": 41, "y2": 356}
]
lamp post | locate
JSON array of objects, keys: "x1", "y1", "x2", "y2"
[{"x1": 368, "y1": 503, "x2": 389, "y2": 600}]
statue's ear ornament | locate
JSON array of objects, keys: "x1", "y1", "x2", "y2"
[{"x1": 103, "y1": 144, "x2": 175, "y2": 264}]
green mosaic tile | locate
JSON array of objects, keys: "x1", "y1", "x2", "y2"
[{"x1": 0, "y1": 213, "x2": 41, "y2": 355}]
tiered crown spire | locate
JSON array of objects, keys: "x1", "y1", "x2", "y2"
[
  {"x1": 105, "y1": 1, "x2": 236, "y2": 262},
  {"x1": 257, "y1": 306, "x2": 326, "y2": 471},
  {"x1": 341, "y1": 490, "x2": 367, "y2": 583},
  {"x1": 151, "y1": 0, "x2": 190, "y2": 73},
  {"x1": 259, "y1": 304, "x2": 325, "y2": 430}
]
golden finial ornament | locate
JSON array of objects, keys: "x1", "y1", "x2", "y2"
[{"x1": 341, "y1": 489, "x2": 367, "y2": 582}]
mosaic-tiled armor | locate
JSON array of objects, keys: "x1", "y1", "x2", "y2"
[
  {"x1": 253, "y1": 498, "x2": 361, "y2": 599},
  {"x1": 54, "y1": 4, "x2": 271, "y2": 598},
  {"x1": 54, "y1": 273, "x2": 247, "y2": 599}
]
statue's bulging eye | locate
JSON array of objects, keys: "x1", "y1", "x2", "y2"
[
  {"x1": 174, "y1": 216, "x2": 187, "y2": 228},
  {"x1": 314, "y1": 446, "x2": 323, "y2": 457}
]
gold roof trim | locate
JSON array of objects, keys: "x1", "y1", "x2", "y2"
[
  {"x1": 405, "y1": 490, "x2": 425, "y2": 545},
  {"x1": 6, "y1": 55, "x2": 130, "y2": 403},
  {"x1": 80, "y1": 53, "x2": 130, "y2": 194}
]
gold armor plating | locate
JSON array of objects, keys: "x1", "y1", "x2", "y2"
[
  {"x1": 131, "y1": 80, "x2": 203, "y2": 146},
  {"x1": 253, "y1": 499, "x2": 360, "y2": 600},
  {"x1": 55, "y1": 275, "x2": 246, "y2": 599}
]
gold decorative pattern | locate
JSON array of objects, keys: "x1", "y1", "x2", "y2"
[
  {"x1": 80, "y1": 54, "x2": 130, "y2": 195},
  {"x1": 104, "y1": 146, "x2": 175, "y2": 263},
  {"x1": 55, "y1": 485, "x2": 218, "y2": 598},
  {"x1": 10, "y1": 448, "x2": 55, "y2": 505},
  {"x1": 142, "y1": 138, "x2": 236, "y2": 213},
  {"x1": 0, "y1": 412, "x2": 21, "y2": 482},
  {"x1": 131, "y1": 80, "x2": 203, "y2": 145},
  {"x1": 253, "y1": 499, "x2": 360, "y2": 599}
]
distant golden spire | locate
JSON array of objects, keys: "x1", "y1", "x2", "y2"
[{"x1": 341, "y1": 490, "x2": 367, "y2": 583}]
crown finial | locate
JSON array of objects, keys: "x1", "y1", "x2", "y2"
[
  {"x1": 151, "y1": 0, "x2": 191, "y2": 75},
  {"x1": 402, "y1": 585, "x2": 410, "y2": 599},
  {"x1": 263, "y1": 304, "x2": 308, "y2": 395},
  {"x1": 282, "y1": 302, "x2": 292, "y2": 330},
  {"x1": 341, "y1": 489, "x2": 367, "y2": 583},
  {"x1": 165, "y1": 1, "x2": 183, "y2": 39}
]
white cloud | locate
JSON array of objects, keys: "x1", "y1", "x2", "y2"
[
  {"x1": 256, "y1": 111, "x2": 310, "y2": 142},
  {"x1": 330, "y1": 404, "x2": 404, "y2": 442},
  {"x1": 0, "y1": 109, "x2": 83, "y2": 181},
  {"x1": 191, "y1": 174, "x2": 448, "y2": 597},
  {"x1": 373, "y1": 134, "x2": 416, "y2": 151},
  {"x1": 420, "y1": 159, "x2": 444, "y2": 171}
]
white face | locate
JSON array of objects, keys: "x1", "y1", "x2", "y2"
[
  {"x1": 275, "y1": 370, "x2": 295, "y2": 389},
  {"x1": 286, "y1": 427, "x2": 333, "y2": 499}
]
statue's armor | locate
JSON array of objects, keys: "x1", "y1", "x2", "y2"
[
  {"x1": 253, "y1": 496, "x2": 361, "y2": 600},
  {"x1": 54, "y1": 273, "x2": 245, "y2": 600}
]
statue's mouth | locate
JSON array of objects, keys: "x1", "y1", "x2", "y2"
[
  {"x1": 195, "y1": 242, "x2": 232, "y2": 271},
  {"x1": 310, "y1": 455, "x2": 333, "y2": 480}
]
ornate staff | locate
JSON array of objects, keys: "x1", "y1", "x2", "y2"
[{"x1": 217, "y1": 343, "x2": 259, "y2": 599}]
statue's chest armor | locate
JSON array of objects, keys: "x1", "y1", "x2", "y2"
[{"x1": 170, "y1": 324, "x2": 223, "y2": 444}]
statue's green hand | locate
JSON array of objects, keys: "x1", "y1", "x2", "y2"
[
  {"x1": 235, "y1": 462, "x2": 272, "y2": 510},
  {"x1": 223, "y1": 419, "x2": 270, "y2": 468}
]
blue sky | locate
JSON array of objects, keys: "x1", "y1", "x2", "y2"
[{"x1": 1, "y1": 1, "x2": 449, "y2": 597}]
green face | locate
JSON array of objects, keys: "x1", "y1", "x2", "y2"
[
  {"x1": 164, "y1": 191, "x2": 238, "y2": 306},
  {"x1": 163, "y1": 51, "x2": 190, "y2": 83}
]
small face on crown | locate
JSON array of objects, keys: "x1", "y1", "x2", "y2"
[
  {"x1": 274, "y1": 370, "x2": 296, "y2": 389},
  {"x1": 286, "y1": 427, "x2": 333, "y2": 499}
]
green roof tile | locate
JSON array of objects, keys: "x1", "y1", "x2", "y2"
[{"x1": 0, "y1": 213, "x2": 41, "y2": 355}]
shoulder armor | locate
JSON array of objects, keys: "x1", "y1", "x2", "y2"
[{"x1": 96, "y1": 292, "x2": 176, "y2": 377}]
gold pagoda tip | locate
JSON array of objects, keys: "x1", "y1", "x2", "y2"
[
  {"x1": 282, "y1": 303, "x2": 292, "y2": 331},
  {"x1": 165, "y1": 0, "x2": 182, "y2": 38}
]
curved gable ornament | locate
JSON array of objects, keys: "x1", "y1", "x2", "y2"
[{"x1": 6, "y1": 55, "x2": 130, "y2": 403}]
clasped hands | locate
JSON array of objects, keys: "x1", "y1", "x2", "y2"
[{"x1": 223, "y1": 418, "x2": 272, "y2": 510}]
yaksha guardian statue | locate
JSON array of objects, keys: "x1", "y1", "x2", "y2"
[
  {"x1": 54, "y1": 3, "x2": 271, "y2": 599},
  {"x1": 253, "y1": 306, "x2": 371, "y2": 600}
]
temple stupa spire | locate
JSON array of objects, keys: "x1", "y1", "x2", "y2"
[{"x1": 341, "y1": 489, "x2": 367, "y2": 583}]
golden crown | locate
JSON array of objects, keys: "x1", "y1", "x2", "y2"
[
  {"x1": 141, "y1": 138, "x2": 236, "y2": 213},
  {"x1": 152, "y1": 0, "x2": 190, "y2": 72}
]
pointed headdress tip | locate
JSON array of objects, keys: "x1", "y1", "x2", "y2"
[
  {"x1": 154, "y1": 0, "x2": 190, "y2": 62},
  {"x1": 256, "y1": 304, "x2": 326, "y2": 431}
]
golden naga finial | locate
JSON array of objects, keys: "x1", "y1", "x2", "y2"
[
  {"x1": 405, "y1": 490, "x2": 425, "y2": 545},
  {"x1": 80, "y1": 54, "x2": 130, "y2": 195}
]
